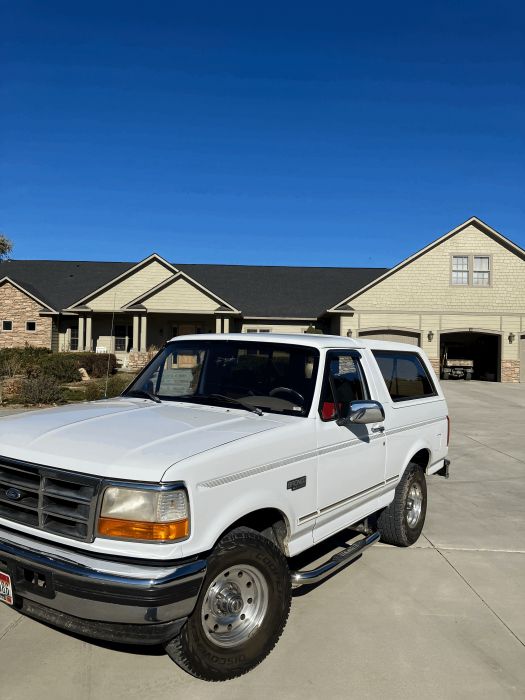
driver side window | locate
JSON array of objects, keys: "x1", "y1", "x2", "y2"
[{"x1": 319, "y1": 352, "x2": 369, "y2": 422}]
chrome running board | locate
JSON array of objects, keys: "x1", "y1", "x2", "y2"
[{"x1": 291, "y1": 531, "x2": 380, "y2": 588}]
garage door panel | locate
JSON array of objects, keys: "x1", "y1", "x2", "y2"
[{"x1": 359, "y1": 330, "x2": 420, "y2": 346}]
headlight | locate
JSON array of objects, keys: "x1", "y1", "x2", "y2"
[{"x1": 98, "y1": 486, "x2": 190, "y2": 542}]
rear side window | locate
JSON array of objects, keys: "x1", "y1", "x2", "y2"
[{"x1": 373, "y1": 350, "x2": 436, "y2": 402}]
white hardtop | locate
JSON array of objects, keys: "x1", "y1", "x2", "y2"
[{"x1": 166, "y1": 332, "x2": 426, "y2": 354}]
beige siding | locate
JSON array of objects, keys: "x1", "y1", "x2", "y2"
[
  {"x1": 143, "y1": 277, "x2": 220, "y2": 311},
  {"x1": 241, "y1": 323, "x2": 310, "y2": 334},
  {"x1": 347, "y1": 224, "x2": 525, "y2": 314},
  {"x1": 88, "y1": 261, "x2": 173, "y2": 310},
  {"x1": 359, "y1": 313, "x2": 421, "y2": 330},
  {"x1": 340, "y1": 223, "x2": 525, "y2": 371},
  {"x1": 359, "y1": 330, "x2": 419, "y2": 345}
]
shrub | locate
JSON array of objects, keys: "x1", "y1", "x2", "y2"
[
  {"x1": 64, "y1": 352, "x2": 118, "y2": 379},
  {"x1": 18, "y1": 375, "x2": 63, "y2": 405},
  {"x1": 39, "y1": 354, "x2": 80, "y2": 382},
  {"x1": 84, "y1": 383, "x2": 102, "y2": 401},
  {"x1": 102, "y1": 374, "x2": 129, "y2": 398},
  {"x1": 0, "y1": 347, "x2": 51, "y2": 377}
]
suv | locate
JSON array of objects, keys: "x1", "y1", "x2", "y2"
[{"x1": 0, "y1": 334, "x2": 450, "y2": 681}]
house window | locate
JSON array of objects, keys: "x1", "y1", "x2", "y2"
[
  {"x1": 451, "y1": 256, "x2": 469, "y2": 285},
  {"x1": 245, "y1": 327, "x2": 272, "y2": 333},
  {"x1": 26, "y1": 321, "x2": 36, "y2": 332},
  {"x1": 2, "y1": 320, "x2": 13, "y2": 331},
  {"x1": 70, "y1": 326, "x2": 79, "y2": 351},
  {"x1": 473, "y1": 256, "x2": 490, "y2": 286}
]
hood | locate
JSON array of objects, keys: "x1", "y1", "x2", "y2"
[{"x1": 0, "y1": 398, "x2": 284, "y2": 481}]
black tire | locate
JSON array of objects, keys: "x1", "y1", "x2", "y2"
[
  {"x1": 377, "y1": 464, "x2": 427, "y2": 546},
  {"x1": 166, "y1": 527, "x2": 291, "y2": 681}
]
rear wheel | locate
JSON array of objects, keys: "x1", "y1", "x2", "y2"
[
  {"x1": 377, "y1": 464, "x2": 427, "y2": 546},
  {"x1": 166, "y1": 527, "x2": 291, "y2": 681}
]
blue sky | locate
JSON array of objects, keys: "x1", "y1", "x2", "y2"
[{"x1": 1, "y1": 1, "x2": 524, "y2": 267}]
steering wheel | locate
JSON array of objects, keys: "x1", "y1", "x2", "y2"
[{"x1": 269, "y1": 387, "x2": 305, "y2": 405}]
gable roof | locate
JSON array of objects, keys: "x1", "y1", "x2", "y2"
[
  {"x1": 329, "y1": 216, "x2": 525, "y2": 311},
  {"x1": 0, "y1": 276, "x2": 57, "y2": 313},
  {"x1": 123, "y1": 270, "x2": 240, "y2": 313},
  {"x1": 177, "y1": 264, "x2": 386, "y2": 318},
  {"x1": 66, "y1": 253, "x2": 178, "y2": 309},
  {"x1": 0, "y1": 260, "x2": 134, "y2": 311},
  {"x1": 0, "y1": 258, "x2": 386, "y2": 318}
]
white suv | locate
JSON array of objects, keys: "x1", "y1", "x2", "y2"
[{"x1": 0, "y1": 334, "x2": 449, "y2": 681}]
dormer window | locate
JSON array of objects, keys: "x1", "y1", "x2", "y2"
[{"x1": 451, "y1": 255, "x2": 491, "y2": 286}]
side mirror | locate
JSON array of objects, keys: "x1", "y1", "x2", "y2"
[{"x1": 337, "y1": 400, "x2": 385, "y2": 427}]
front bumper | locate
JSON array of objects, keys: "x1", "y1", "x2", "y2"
[{"x1": 0, "y1": 527, "x2": 207, "y2": 645}]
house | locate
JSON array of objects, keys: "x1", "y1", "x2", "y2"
[{"x1": 1, "y1": 217, "x2": 524, "y2": 381}]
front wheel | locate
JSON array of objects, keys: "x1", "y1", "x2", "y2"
[
  {"x1": 166, "y1": 527, "x2": 291, "y2": 681},
  {"x1": 377, "y1": 464, "x2": 427, "y2": 546}
]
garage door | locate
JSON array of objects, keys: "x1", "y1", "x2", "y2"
[
  {"x1": 521, "y1": 335, "x2": 525, "y2": 383},
  {"x1": 358, "y1": 330, "x2": 420, "y2": 346}
]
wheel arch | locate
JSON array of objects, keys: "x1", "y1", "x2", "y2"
[
  {"x1": 401, "y1": 446, "x2": 432, "y2": 477},
  {"x1": 218, "y1": 507, "x2": 291, "y2": 553}
]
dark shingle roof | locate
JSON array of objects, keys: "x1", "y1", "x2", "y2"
[
  {"x1": 0, "y1": 260, "x2": 134, "y2": 310},
  {"x1": 177, "y1": 264, "x2": 387, "y2": 318},
  {"x1": 0, "y1": 259, "x2": 387, "y2": 318}
]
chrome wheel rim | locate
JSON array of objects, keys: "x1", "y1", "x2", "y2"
[
  {"x1": 201, "y1": 564, "x2": 269, "y2": 648},
  {"x1": 406, "y1": 482, "x2": 423, "y2": 528}
]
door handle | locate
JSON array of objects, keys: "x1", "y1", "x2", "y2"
[{"x1": 371, "y1": 425, "x2": 385, "y2": 433}]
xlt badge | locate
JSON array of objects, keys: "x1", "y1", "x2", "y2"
[{"x1": 287, "y1": 476, "x2": 306, "y2": 491}]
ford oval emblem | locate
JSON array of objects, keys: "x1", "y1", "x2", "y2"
[{"x1": 5, "y1": 488, "x2": 22, "y2": 501}]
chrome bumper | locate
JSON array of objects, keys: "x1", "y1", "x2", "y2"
[{"x1": 0, "y1": 528, "x2": 207, "y2": 645}]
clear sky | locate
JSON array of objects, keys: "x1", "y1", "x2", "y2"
[{"x1": 1, "y1": 1, "x2": 524, "y2": 267}]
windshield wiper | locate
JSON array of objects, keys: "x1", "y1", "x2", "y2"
[
  {"x1": 175, "y1": 393, "x2": 263, "y2": 416},
  {"x1": 124, "y1": 389, "x2": 161, "y2": 404}
]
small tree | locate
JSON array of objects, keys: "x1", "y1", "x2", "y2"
[{"x1": 0, "y1": 234, "x2": 13, "y2": 260}]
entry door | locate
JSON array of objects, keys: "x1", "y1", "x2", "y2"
[{"x1": 314, "y1": 350, "x2": 386, "y2": 542}]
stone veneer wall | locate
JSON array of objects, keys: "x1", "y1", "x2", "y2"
[
  {"x1": 0, "y1": 282, "x2": 52, "y2": 349},
  {"x1": 501, "y1": 359, "x2": 520, "y2": 383},
  {"x1": 127, "y1": 350, "x2": 157, "y2": 372}
]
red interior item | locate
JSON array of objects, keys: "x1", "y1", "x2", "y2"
[{"x1": 321, "y1": 401, "x2": 337, "y2": 421}]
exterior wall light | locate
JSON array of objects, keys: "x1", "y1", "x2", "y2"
[
  {"x1": 427, "y1": 331, "x2": 434, "y2": 342},
  {"x1": 346, "y1": 329, "x2": 353, "y2": 337},
  {"x1": 508, "y1": 332, "x2": 515, "y2": 343}
]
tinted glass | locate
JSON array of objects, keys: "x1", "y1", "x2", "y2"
[
  {"x1": 127, "y1": 340, "x2": 319, "y2": 417},
  {"x1": 373, "y1": 351, "x2": 436, "y2": 402},
  {"x1": 319, "y1": 352, "x2": 368, "y2": 420}
]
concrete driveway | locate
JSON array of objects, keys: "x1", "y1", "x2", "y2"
[{"x1": 1, "y1": 383, "x2": 524, "y2": 699}]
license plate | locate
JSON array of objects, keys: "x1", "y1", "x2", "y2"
[{"x1": 0, "y1": 571, "x2": 13, "y2": 606}]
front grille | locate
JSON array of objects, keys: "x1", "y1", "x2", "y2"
[{"x1": 0, "y1": 457, "x2": 101, "y2": 542}]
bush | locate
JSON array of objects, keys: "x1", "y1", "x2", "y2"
[
  {"x1": 102, "y1": 374, "x2": 130, "y2": 398},
  {"x1": 68, "y1": 352, "x2": 117, "y2": 378},
  {"x1": 84, "y1": 383, "x2": 102, "y2": 401},
  {"x1": 18, "y1": 375, "x2": 63, "y2": 405},
  {"x1": 0, "y1": 347, "x2": 51, "y2": 377}
]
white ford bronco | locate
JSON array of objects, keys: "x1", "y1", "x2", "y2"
[{"x1": 0, "y1": 334, "x2": 450, "y2": 681}]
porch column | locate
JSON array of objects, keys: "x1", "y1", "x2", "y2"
[
  {"x1": 132, "y1": 315, "x2": 140, "y2": 351},
  {"x1": 78, "y1": 316, "x2": 85, "y2": 352},
  {"x1": 65, "y1": 327, "x2": 71, "y2": 352},
  {"x1": 85, "y1": 315, "x2": 92, "y2": 352},
  {"x1": 140, "y1": 315, "x2": 148, "y2": 351},
  {"x1": 215, "y1": 317, "x2": 222, "y2": 334},
  {"x1": 223, "y1": 317, "x2": 230, "y2": 333}
]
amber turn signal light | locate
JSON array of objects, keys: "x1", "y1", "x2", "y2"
[{"x1": 98, "y1": 517, "x2": 189, "y2": 541}]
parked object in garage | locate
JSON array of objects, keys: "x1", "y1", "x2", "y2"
[
  {"x1": 0, "y1": 334, "x2": 450, "y2": 681},
  {"x1": 441, "y1": 349, "x2": 474, "y2": 380}
]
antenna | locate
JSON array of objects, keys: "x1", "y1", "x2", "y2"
[{"x1": 104, "y1": 292, "x2": 117, "y2": 398}]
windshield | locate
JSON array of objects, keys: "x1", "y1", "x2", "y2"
[{"x1": 125, "y1": 339, "x2": 320, "y2": 417}]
